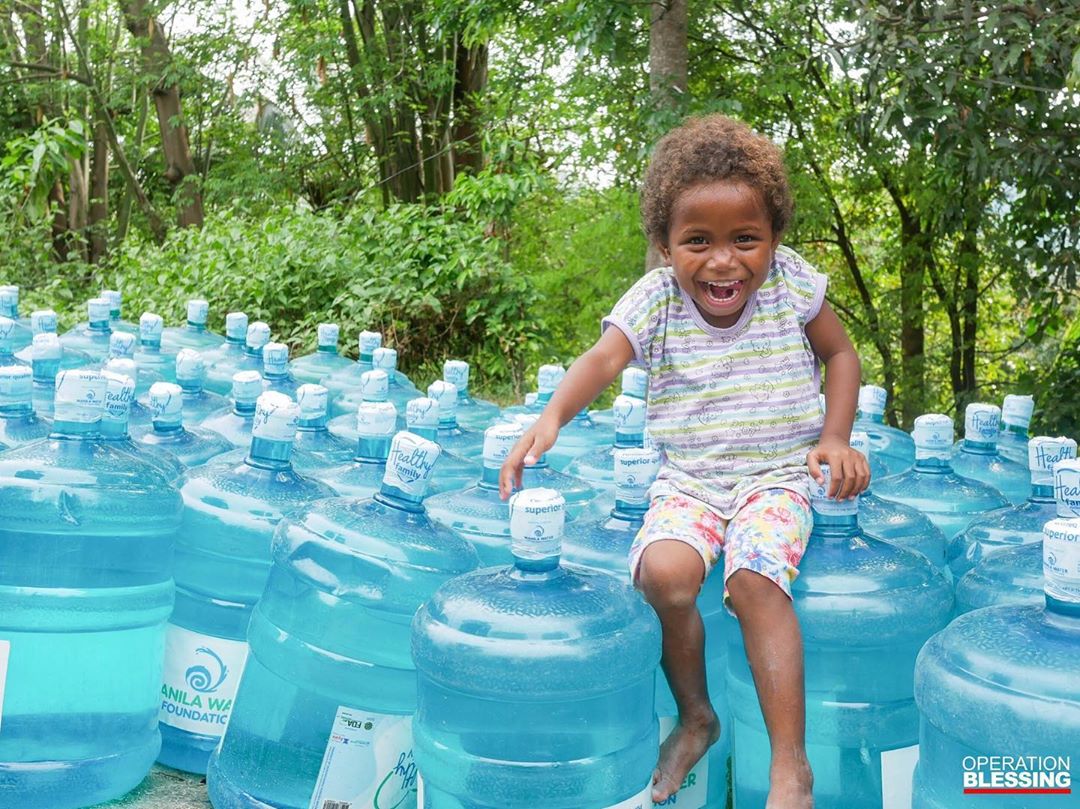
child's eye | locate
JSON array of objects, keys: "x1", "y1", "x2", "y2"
[
  {"x1": 735, "y1": 234, "x2": 757, "y2": 244},
  {"x1": 687, "y1": 236, "x2": 707, "y2": 245}
]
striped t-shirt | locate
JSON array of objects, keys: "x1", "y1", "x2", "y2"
[{"x1": 602, "y1": 245, "x2": 826, "y2": 517}]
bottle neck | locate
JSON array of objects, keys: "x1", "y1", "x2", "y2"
[
  {"x1": 809, "y1": 509, "x2": 860, "y2": 537},
  {"x1": 1002, "y1": 422, "x2": 1029, "y2": 437},
  {"x1": 613, "y1": 431, "x2": 644, "y2": 448},
  {"x1": 913, "y1": 456, "x2": 953, "y2": 473},
  {"x1": 179, "y1": 379, "x2": 204, "y2": 395},
  {"x1": 153, "y1": 420, "x2": 184, "y2": 436},
  {"x1": 513, "y1": 554, "x2": 560, "y2": 573},
  {"x1": 225, "y1": 334, "x2": 244, "y2": 346},
  {"x1": 612, "y1": 498, "x2": 649, "y2": 520},
  {"x1": 88, "y1": 318, "x2": 111, "y2": 333},
  {"x1": 1030, "y1": 482, "x2": 1055, "y2": 501},
  {"x1": 99, "y1": 419, "x2": 129, "y2": 438},
  {"x1": 248, "y1": 436, "x2": 293, "y2": 468},
  {"x1": 317, "y1": 345, "x2": 338, "y2": 355},
  {"x1": 139, "y1": 339, "x2": 161, "y2": 352},
  {"x1": 0, "y1": 304, "x2": 17, "y2": 318},
  {"x1": 859, "y1": 410, "x2": 885, "y2": 424},
  {"x1": 358, "y1": 351, "x2": 374, "y2": 364},
  {"x1": 233, "y1": 400, "x2": 256, "y2": 416},
  {"x1": 1045, "y1": 594, "x2": 1080, "y2": 625},
  {"x1": 960, "y1": 438, "x2": 998, "y2": 455},
  {"x1": 537, "y1": 390, "x2": 554, "y2": 405},
  {"x1": 480, "y1": 465, "x2": 500, "y2": 488},
  {"x1": 186, "y1": 321, "x2": 207, "y2": 333},
  {"x1": 375, "y1": 483, "x2": 424, "y2": 512},
  {"x1": 0, "y1": 403, "x2": 33, "y2": 418},
  {"x1": 50, "y1": 417, "x2": 101, "y2": 438},
  {"x1": 356, "y1": 435, "x2": 391, "y2": 462},
  {"x1": 410, "y1": 424, "x2": 438, "y2": 442},
  {"x1": 438, "y1": 417, "x2": 461, "y2": 431},
  {"x1": 297, "y1": 415, "x2": 328, "y2": 431},
  {"x1": 33, "y1": 360, "x2": 60, "y2": 383},
  {"x1": 244, "y1": 345, "x2": 263, "y2": 358}
]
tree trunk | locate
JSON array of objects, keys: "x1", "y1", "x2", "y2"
[
  {"x1": 117, "y1": 90, "x2": 149, "y2": 242},
  {"x1": 452, "y1": 40, "x2": 487, "y2": 177},
  {"x1": 88, "y1": 114, "x2": 110, "y2": 263},
  {"x1": 958, "y1": 215, "x2": 979, "y2": 403},
  {"x1": 898, "y1": 217, "x2": 927, "y2": 428}
]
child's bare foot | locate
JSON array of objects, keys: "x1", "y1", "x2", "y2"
[
  {"x1": 765, "y1": 755, "x2": 814, "y2": 809},
  {"x1": 650, "y1": 709, "x2": 720, "y2": 803}
]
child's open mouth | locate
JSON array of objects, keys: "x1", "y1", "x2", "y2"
[{"x1": 699, "y1": 279, "x2": 745, "y2": 307}]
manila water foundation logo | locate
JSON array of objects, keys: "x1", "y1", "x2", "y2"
[{"x1": 963, "y1": 756, "x2": 1071, "y2": 795}]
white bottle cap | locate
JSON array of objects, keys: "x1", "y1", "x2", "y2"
[
  {"x1": 372, "y1": 347, "x2": 398, "y2": 372},
  {"x1": 383, "y1": 431, "x2": 441, "y2": 496},
  {"x1": 175, "y1": 349, "x2": 206, "y2": 382},
  {"x1": 1028, "y1": 437, "x2": 1077, "y2": 484},
  {"x1": 225, "y1": 312, "x2": 248, "y2": 339},
  {"x1": 614, "y1": 447, "x2": 661, "y2": 505},
  {"x1": 360, "y1": 369, "x2": 389, "y2": 401},
  {"x1": 262, "y1": 342, "x2": 290, "y2": 373},
  {"x1": 139, "y1": 313, "x2": 163, "y2": 341},
  {"x1": 427, "y1": 380, "x2": 457, "y2": 419},
  {"x1": 252, "y1": 391, "x2": 300, "y2": 441},
  {"x1": 913, "y1": 414, "x2": 953, "y2": 460},
  {"x1": 406, "y1": 397, "x2": 440, "y2": 429},
  {"x1": 0, "y1": 366, "x2": 32, "y2": 406},
  {"x1": 232, "y1": 370, "x2": 264, "y2": 403},
  {"x1": 964, "y1": 403, "x2": 1001, "y2": 444},
  {"x1": 104, "y1": 358, "x2": 137, "y2": 382},
  {"x1": 357, "y1": 401, "x2": 398, "y2": 438},
  {"x1": 483, "y1": 423, "x2": 524, "y2": 468},
  {"x1": 54, "y1": 369, "x2": 107, "y2": 423},
  {"x1": 1002, "y1": 394, "x2": 1035, "y2": 429},
  {"x1": 858, "y1": 385, "x2": 887, "y2": 416},
  {"x1": 101, "y1": 370, "x2": 136, "y2": 423},
  {"x1": 849, "y1": 431, "x2": 871, "y2": 459},
  {"x1": 537, "y1": 364, "x2": 565, "y2": 394},
  {"x1": 0, "y1": 317, "x2": 15, "y2": 343},
  {"x1": 187, "y1": 299, "x2": 209, "y2": 325},
  {"x1": 1055, "y1": 460, "x2": 1080, "y2": 518},
  {"x1": 444, "y1": 360, "x2": 469, "y2": 392},
  {"x1": 0, "y1": 287, "x2": 17, "y2": 310},
  {"x1": 1043, "y1": 518, "x2": 1080, "y2": 603},
  {"x1": 317, "y1": 323, "x2": 339, "y2": 347},
  {"x1": 808, "y1": 464, "x2": 859, "y2": 515},
  {"x1": 358, "y1": 330, "x2": 382, "y2": 355},
  {"x1": 296, "y1": 384, "x2": 329, "y2": 419},
  {"x1": 149, "y1": 382, "x2": 183, "y2": 424},
  {"x1": 101, "y1": 290, "x2": 121, "y2": 310},
  {"x1": 109, "y1": 332, "x2": 136, "y2": 358},
  {"x1": 32, "y1": 332, "x2": 62, "y2": 361},
  {"x1": 509, "y1": 488, "x2": 565, "y2": 560},
  {"x1": 524, "y1": 392, "x2": 538, "y2": 406},
  {"x1": 621, "y1": 366, "x2": 648, "y2": 399},
  {"x1": 30, "y1": 309, "x2": 57, "y2": 334},
  {"x1": 87, "y1": 297, "x2": 111, "y2": 322},
  {"x1": 246, "y1": 322, "x2": 271, "y2": 350},
  {"x1": 613, "y1": 394, "x2": 647, "y2": 433}
]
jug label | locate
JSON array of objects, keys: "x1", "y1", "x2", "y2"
[
  {"x1": 0, "y1": 640, "x2": 9, "y2": 731},
  {"x1": 159, "y1": 624, "x2": 249, "y2": 735},
  {"x1": 604, "y1": 783, "x2": 652, "y2": 809},
  {"x1": 881, "y1": 744, "x2": 919, "y2": 809},
  {"x1": 653, "y1": 715, "x2": 708, "y2": 807},
  {"x1": 309, "y1": 705, "x2": 416, "y2": 809}
]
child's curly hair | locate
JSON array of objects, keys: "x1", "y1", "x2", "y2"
[{"x1": 641, "y1": 115, "x2": 794, "y2": 245}]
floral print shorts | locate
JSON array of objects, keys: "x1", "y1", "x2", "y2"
[{"x1": 629, "y1": 488, "x2": 812, "y2": 611}]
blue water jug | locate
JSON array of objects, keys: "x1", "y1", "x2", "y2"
[
  {"x1": 101, "y1": 288, "x2": 139, "y2": 334},
  {"x1": 226, "y1": 321, "x2": 271, "y2": 382},
  {"x1": 100, "y1": 369, "x2": 185, "y2": 483},
  {"x1": 729, "y1": 467, "x2": 952, "y2": 809},
  {"x1": 912, "y1": 517, "x2": 1080, "y2": 808},
  {"x1": 997, "y1": 393, "x2": 1034, "y2": 466},
  {"x1": 405, "y1": 396, "x2": 481, "y2": 495},
  {"x1": 0, "y1": 366, "x2": 50, "y2": 449},
  {"x1": 162, "y1": 299, "x2": 224, "y2": 352},
  {"x1": 0, "y1": 317, "x2": 29, "y2": 369},
  {"x1": 949, "y1": 437, "x2": 1075, "y2": 580},
  {"x1": 565, "y1": 394, "x2": 646, "y2": 491},
  {"x1": 589, "y1": 366, "x2": 648, "y2": 429},
  {"x1": 291, "y1": 383, "x2": 354, "y2": 467},
  {"x1": 511, "y1": 414, "x2": 600, "y2": 517},
  {"x1": 138, "y1": 382, "x2": 232, "y2": 468},
  {"x1": 854, "y1": 385, "x2": 915, "y2": 478},
  {"x1": 158, "y1": 391, "x2": 337, "y2": 774},
  {"x1": 332, "y1": 347, "x2": 419, "y2": 416},
  {"x1": 426, "y1": 381, "x2": 484, "y2": 462},
  {"x1": 0, "y1": 287, "x2": 31, "y2": 351},
  {"x1": 318, "y1": 400, "x2": 398, "y2": 498},
  {"x1": 412, "y1": 488, "x2": 662, "y2": 808},
  {"x1": 875, "y1": 414, "x2": 1008, "y2": 541},
  {"x1": 207, "y1": 431, "x2": 478, "y2": 809},
  {"x1": 0, "y1": 369, "x2": 181, "y2": 808},
  {"x1": 144, "y1": 348, "x2": 228, "y2": 426},
  {"x1": 133, "y1": 313, "x2": 178, "y2": 394},
  {"x1": 259, "y1": 341, "x2": 299, "y2": 399},
  {"x1": 954, "y1": 542, "x2": 1044, "y2": 615},
  {"x1": 203, "y1": 312, "x2": 250, "y2": 395},
  {"x1": 327, "y1": 369, "x2": 399, "y2": 444},
  {"x1": 501, "y1": 363, "x2": 565, "y2": 421},
  {"x1": 290, "y1": 322, "x2": 353, "y2": 384},
  {"x1": 202, "y1": 370, "x2": 263, "y2": 447},
  {"x1": 323, "y1": 330, "x2": 383, "y2": 402},
  {"x1": 849, "y1": 431, "x2": 948, "y2": 568},
  {"x1": 950, "y1": 403, "x2": 1031, "y2": 506},
  {"x1": 443, "y1": 359, "x2": 500, "y2": 431},
  {"x1": 60, "y1": 298, "x2": 113, "y2": 361},
  {"x1": 15, "y1": 308, "x2": 92, "y2": 370},
  {"x1": 31, "y1": 332, "x2": 61, "y2": 419}
]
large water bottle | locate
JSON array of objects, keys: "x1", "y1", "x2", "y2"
[
  {"x1": 412, "y1": 489, "x2": 662, "y2": 808},
  {"x1": 327, "y1": 369, "x2": 397, "y2": 444},
  {"x1": 405, "y1": 396, "x2": 481, "y2": 495},
  {"x1": 853, "y1": 385, "x2": 915, "y2": 478},
  {"x1": 501, "y1": 363, "x2": 565, "y2": 420},
  {"x1": 875, "y1": 414, "x2": 1008, "y2": 541},
  {"x1": 31, "y1": 332, "x2": 61, "y2": 419},
  {"x1": 949, "y1": 437, "x2": 1076, "y2": 580},
  {"x1": 997, "y1": 393, "x2": 1034, "y2": 466},
  {"x1": 138, "y1": 382, "x2": 232, "y2": 467},
  {"x1": 0, "y1": 366, "x2": 50, "y2": 449},
  {"x1": 443, "y1": 359, "x2": 500, "y2": 431},
  {"x1": 203, "y1": 312, "x2": 250, "y2": 395},
  {"x1": 323, "y1": 329, "x2": 383, "y2": 400},
  {"x1": 207, "y1": 432, "x2": 478, "y2": 808},
  {"x1": 158, "y1": 391, "x2": 337, "y2": 773},
  {"x1": 261, "y1": 341, "x2": 300, "y2": 398},
  {"x1": 232, "y1": 321, "x2": 272, "y2": 379},
  {"x1": 849, "y1": 432, "x2": 948, "y2": 568},
  {"x1": 101, "y1": 288, "x2": 139, "y2": 333},
  {"x1": 291, "y1": 383, "x2": 354, "y2": 467},
  {"x1": 162, "y1": 299, "x2": 223, "y2": 352},
  {"x1": 912, "y1": 517, "x2": 1080, "y2": 807},
  {"x1": 202, "y1": 370, "x2": 264, "y2": 447},
  {"x1": 60, "y1": 297, "x2": 113, "y2": 360},
  {"x1": 332, "y1": 346, "x2": 418, "y2": 415},
  {"x1": 950, "y1": 403, "x2": 1031, "y2": 506},
  {"x1": 0, "y1": 286, "x2": 32, "y2": 350},
  {"x1": 104, "y1": 357, "x2": 154, "y2": 438},
  {"x1": 509, "y1": 414, "x2": 600, "y2": 518},
  {"x1": 565, "y1": 394, "x2": 646, "y2": 491},
  {"x1": 955, "y1": 457, "x2": 1080, "y2": 614},
  {"x1": 290, "y1": 322, "x2": 353, "y2": 384},
  {"x1": 729, "y1": 466, "x2": 953, "y2": 809},
  {"x1": 317, "y1": 401, "x2": 398, "y2": 498},
  {"x1": 0, "y1": 369, "x2": 181, "y2": 808},
  {"x1": 426, "y1": 380, "x2": 485, "y2": 461},
  {"x1": 100, "y1": 368, "x2": 185, "y2": 483},
  {"x1": 162, "y1": 348, "x2": 227, "y2": 425},
  {"x1": 590, "y1": 366, "x2": 648, "y2": 428},
  {"x1": 14, "y1": 309, "x2": 92, "y2": 369},
  {"x1": 0, "y1": 316, "x2": 29, "y2": 369}
]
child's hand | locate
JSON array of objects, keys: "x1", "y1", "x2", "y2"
[
  {"x1": 807, "y1": 438, "x2": 871, "y2": 500},
  {"x1": 499, "y1": 417, "x2": 560, "y2": 499}
]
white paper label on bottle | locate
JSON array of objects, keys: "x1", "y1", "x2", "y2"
[
  {"x1": 308, "y1": 706, "x2": 417, "y2": 809},
  {"x1": 0, "y1": 640, "x2": 9, "y2": 731},
  {"x1": 604, "y1": 783, "x2": 653, "y2": 809},
  {"x1": 881, "y1": 744, "x2": 919, "y2": 809},
  {"x1": 652, "y1": 715, "x2": 708, "y2": 808},
  {"x1": 159, "y1": 624, "x2": 249, "y2": 735}
]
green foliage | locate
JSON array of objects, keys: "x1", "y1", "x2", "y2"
[{"x1": 0, "y1": 118, "x2": 86, "y2": 222}]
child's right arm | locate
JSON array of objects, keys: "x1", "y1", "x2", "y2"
[{"x1": 499, "y1": 328, "x2": 635, "y2": 498}]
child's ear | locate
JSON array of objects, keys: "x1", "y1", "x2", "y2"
[{"x1": 657, "y1": 241, "x2": 672, "y2": 265}]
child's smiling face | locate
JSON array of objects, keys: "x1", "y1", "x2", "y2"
[{"x1": 660, "y1": 180, "x2": 780, "y2": 329}]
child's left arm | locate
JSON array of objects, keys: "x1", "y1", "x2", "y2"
[{"x1": 805, "y1": 301, "x2": 870, "y2": 500}]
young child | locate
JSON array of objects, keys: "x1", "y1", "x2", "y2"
[{"x1": 499, "y1": 115, "x2": 869, "y2": 807}]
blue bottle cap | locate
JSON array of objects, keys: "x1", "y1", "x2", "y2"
[
  {"x1": 55, "y1": 369, "x2": 107, "y2": 422},
  {"x1": 262, "y1": 342, "x2": 290, "y2": 373},
  {"x1": 296, "y1": 384, "x2": 329, "y2": 419},
  {"x1": 913, "y1": 414, "x2": 953, "y2": 460},
  {"x1": 30, "y1": 309, "x2": 57, "y2": 334},
  {"x1": 614, "y1": 447, "x2": 661, "y2": 505},
  {"x1": 231, "y1": 370, "x2": 264, "y2": 403},
  {"x1": 509, "y1": 488, "x2": 565, "y2": 560},
  {"x1": 1002, "y1": 394, "x2": 1035, "y2": 428},
  {"x1": 175, "y1": 349, "x2": 206, "y2": 381},
  {"x1": 483, "y1": 423, "x2": 523, "y2": 468},
  {"x1": 808, "y1": 464, "x2": 859, "y2": 515},
  {"x1": 1043, "y1": 517, "x2": 1080, "y2": 602},
  {"x1": 187, "y1": 299, "x2": 209, "y2": 324},
  {"x1": 372, "y1": 347, "x2": 398, "y2": 373},
  {"x1": 537, "y1": 364, "x2": 565, "y2": 394},
  {"x1": 149, "y1": 382, "x2": 183, "y2": 424},
  {"x1": 253, "y1": 391, "x2": 300, "y2": 441},
  {"x1": 406, "y1": 397, "x2": 439, "y2": 429},
  {"x1": 109, "y1": 331, "x2": 136, "y2": 358},
  {"x1": 246, "y1": 322, "x2": 271, "y2": 350},
  {"x1": 32, "y1": 332, "x2": 62, "y2": 361},
  {"x1": 140, "y1": 313, "x2": 163, "y2": 341},
  {"x1": 0, "y1": 366, "x2": 32, "y2": 406},
  {"x1": 360, "y1": 369, "x2": 389, "y2": 401},
  {"x1": 621, "y1": 366, "x2": 648, "y2": 398},
  {"x1": 1054, "y1": 460, "x2": 1080, "y2": 518},
  {"x1": 426, "y1": 380, "x2": 458, "y2": 419},
  {"x1": 858, "y1": 385, "x2": 887, "y2": 415},
  {"x1": 964, "y1": 403, "x2": 1000, "y2": 444},
  {"x1": 443, "y1": 359, "x2": 469, "y2": 391},
  {"x1": 87, "y1": 297, "x2": 111, "y2": 322},
  {"x1": 225, "y1": 312, "x2": 248, "y2": 339},
  {"x1": 357, "y1": 401, "x2": 397, "y2": 437},
  {"x1": 613, "y1": 394, "x2": 646, "y2": 433},
  {"x1": 358, "y1": 330, "x2": 382, "y2": 355},
  {"x1": 101, "y1": 370, "x2": 136, "y2": 423},
  {"x1": 317, "y1": 323, "x2": 339, "y2": 347},
  {"x1": 1029, "y1": 437, "x2": 1076, "y2": 483},
  {"x1": 383, "y1": 431, "x2": 441, "y2": 496}
]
